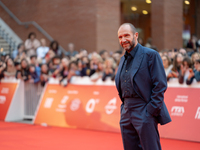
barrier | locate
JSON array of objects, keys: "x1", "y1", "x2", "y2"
[
  {"x1": 34, "y1": 77, "x2": 120, "y2": 132},
  {"x1": 0, "y1": 78, "x2": 44, "y2": 121},
  {"x1": 0, "y1": 78, "x2": 23, "y2": 121},
  {"x1": 2, "y1": 76, "x2": 200, "y2": 142},
  {"x1": 159, "y1": 78, "x2": 200, "y2": 142},
  {"x1": 34, "y1": 77, "x2": 200, "y2": 142},
  {"x1": 24, "y1": 82, "x2": 44, "y2": 119}
]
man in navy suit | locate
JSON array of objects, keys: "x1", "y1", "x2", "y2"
[{"x1": 115, "y1": 23, "x2": 171, "y2": 150}]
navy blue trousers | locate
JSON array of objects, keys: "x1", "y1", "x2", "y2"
[{"x1": 120, "y1": 98, "x2": 161, "y2": 150}]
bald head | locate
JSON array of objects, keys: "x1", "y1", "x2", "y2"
[
  {"x1": 118, "y1": 23, "x2": 137, "y2": 34},
  {"x1": 40, "y1": 38, "x2": 46, "y2": 47},
  {"x1": 118, "y1": 23, "x2": 138, "y2": 53}
]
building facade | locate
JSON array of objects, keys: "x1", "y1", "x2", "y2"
[{"x1": 0, "y1": 0, "x2": 199, "y2": 52}]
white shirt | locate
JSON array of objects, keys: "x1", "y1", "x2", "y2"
[
  {"x1": 184, "y1": 69, "x2": 190, "y2": 82},
  {"x1": 36, "y1": 46, "x2": 49, "y2": 58}
]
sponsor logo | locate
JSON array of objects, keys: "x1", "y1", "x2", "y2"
[
  {"x1": 175, "y1": 95, "x2": 188, "y2": 103},
  {"x1": 105, "y1": 98, "x2": 117, "y2": 115},
  {"x1": 93, "y1": 91, "x2": 99, "y2": 95},
  {"x1": 44, "y1": 98, "x2": 54, "y2": 108},
  {"x1": 195, "y1": 107, "x2": 200, "y2": 119},
  {"x1": 67, "y1": 90, "x2": 78, "y2": 94},
  {"x1": 56, "y1": 96, "x2": 69, "y2": 112},
  {"x1": 85, "y1": 99, "x2": 99, "y2": 113},
  {"x1": 48, "y1": 90, "x2": 57, "y2": 94},
  {"x1": 171, "y1": 106, "x2": 184, "y2": 116},
  {"x1": 0, "y1": 96, "x2": 6, "y2": 104},
  {"x1": 70, "y1": 98, "x2": 81, "y2": 111},
  {"x1": 1, "y1": 88, "x2": 9, "y2": 94}
]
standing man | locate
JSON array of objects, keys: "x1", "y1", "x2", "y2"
[
  {"x1": 36, "y1": 38, "x2": 49, "y2": 61},
  {"x1": 115, "y1": 23, "x2": 171, "y2": 150}
]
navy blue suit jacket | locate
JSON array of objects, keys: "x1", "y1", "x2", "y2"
[{"x1": 115, "y1": 44, "x2": 171, "y2": 125}]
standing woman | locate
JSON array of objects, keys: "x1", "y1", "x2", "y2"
[
  {"x1": 19, "y1": 58, "x2": 29, "y2": 81},
  {"x1": 49, "y1": 41, "x2": 62, "y2": 56},
  {"x1": 40, "y1": 63, "x2": 50, "y2": 86},
  {"x1": 59, "y1": 57, "x2": 70, "y2": 86},
  {"x1": 102, "y1": 58, "x2": 116, "y2": 81},
  {"x1": 172, "y1": 52, "x2": 184, "y2": 74},
  {"x1": 161, "y1": 55, "x2": 178, "y2": 81},
  {"x1": 178, "y1": 57, "x2": 194, "y2": 85},
  {"x1": 191, "y1": 52, "x2": 200, "y2": 65},
  {"x1": 3, "y1": 58, "x2": 16, "y2": 78},
  {"x1": 25, "y1": 32, "x2": 40, "y2": 56}
]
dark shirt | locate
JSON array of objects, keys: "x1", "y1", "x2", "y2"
[
  {"x1": 194, "y1": 69, "x2": 200, "y2": 82},
  {"x1": 21, "y1": 68, "x2": 29, "y2": 81},
  {"x1": 80, "y1": 67, "x2": 90, "y2": 76},
  {"x1": 60, "y1": 68, "x2": 69, "y2": 79},
  {"x1": 120, "y1": 44, "x2": 140, "y2": 98},
  {"x1": 65, "y1": 51, "x2": 79, "y2": 57}
]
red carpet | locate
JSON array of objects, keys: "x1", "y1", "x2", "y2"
[{"x1": 0, "y1": 121, "x2": 200, "y2": 150}]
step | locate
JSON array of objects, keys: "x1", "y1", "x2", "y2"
[
  {"x1": 0, "y1": 43, "x2": 9, "y2": 46},
  {"x1": 0, "y1": 35, "x2": 15, "y2": 55}
]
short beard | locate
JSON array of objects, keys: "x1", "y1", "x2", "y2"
[{"x1": 123, "y1": 40, "x2": 135, "y2": 52}]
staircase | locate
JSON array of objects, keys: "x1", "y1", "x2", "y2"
[
  {"x1": 0, "y1": 35, "x2": 10, "y2": 54},
  {"x1": 0, "y1": 18, "x2": 22, "y2": 56},
  {"x1": 0, "y1": 1, "x2": 66, "y2": 56}
]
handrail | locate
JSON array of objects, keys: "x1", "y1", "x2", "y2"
[{"x1": 0, "y1": 0, "x2": 65, "y2": 52}]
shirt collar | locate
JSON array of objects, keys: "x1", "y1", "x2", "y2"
[{"x1": 124, "y1": 43, "x2": 139, "y2": 59}]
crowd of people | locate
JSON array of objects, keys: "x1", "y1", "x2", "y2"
[
  {"x1": 160, "y1": 48, "x2": 200, "y2": 85},
  {"x1": 0, "y1": 32, "x2": 122, "y2": 87},
  {"x1": 0, "y1": 32, "x2": 200, "y2": 86}
]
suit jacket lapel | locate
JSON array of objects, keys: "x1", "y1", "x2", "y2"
[
  {"x1": 130, "y1": 45, "x2": 144, "y2": 83},
  {"x1": 115, "y1": 44, "x2": 144, "y2": 99},
  {"x1": 115, "y1": 56, "x2": 125, "y2": 93}
]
